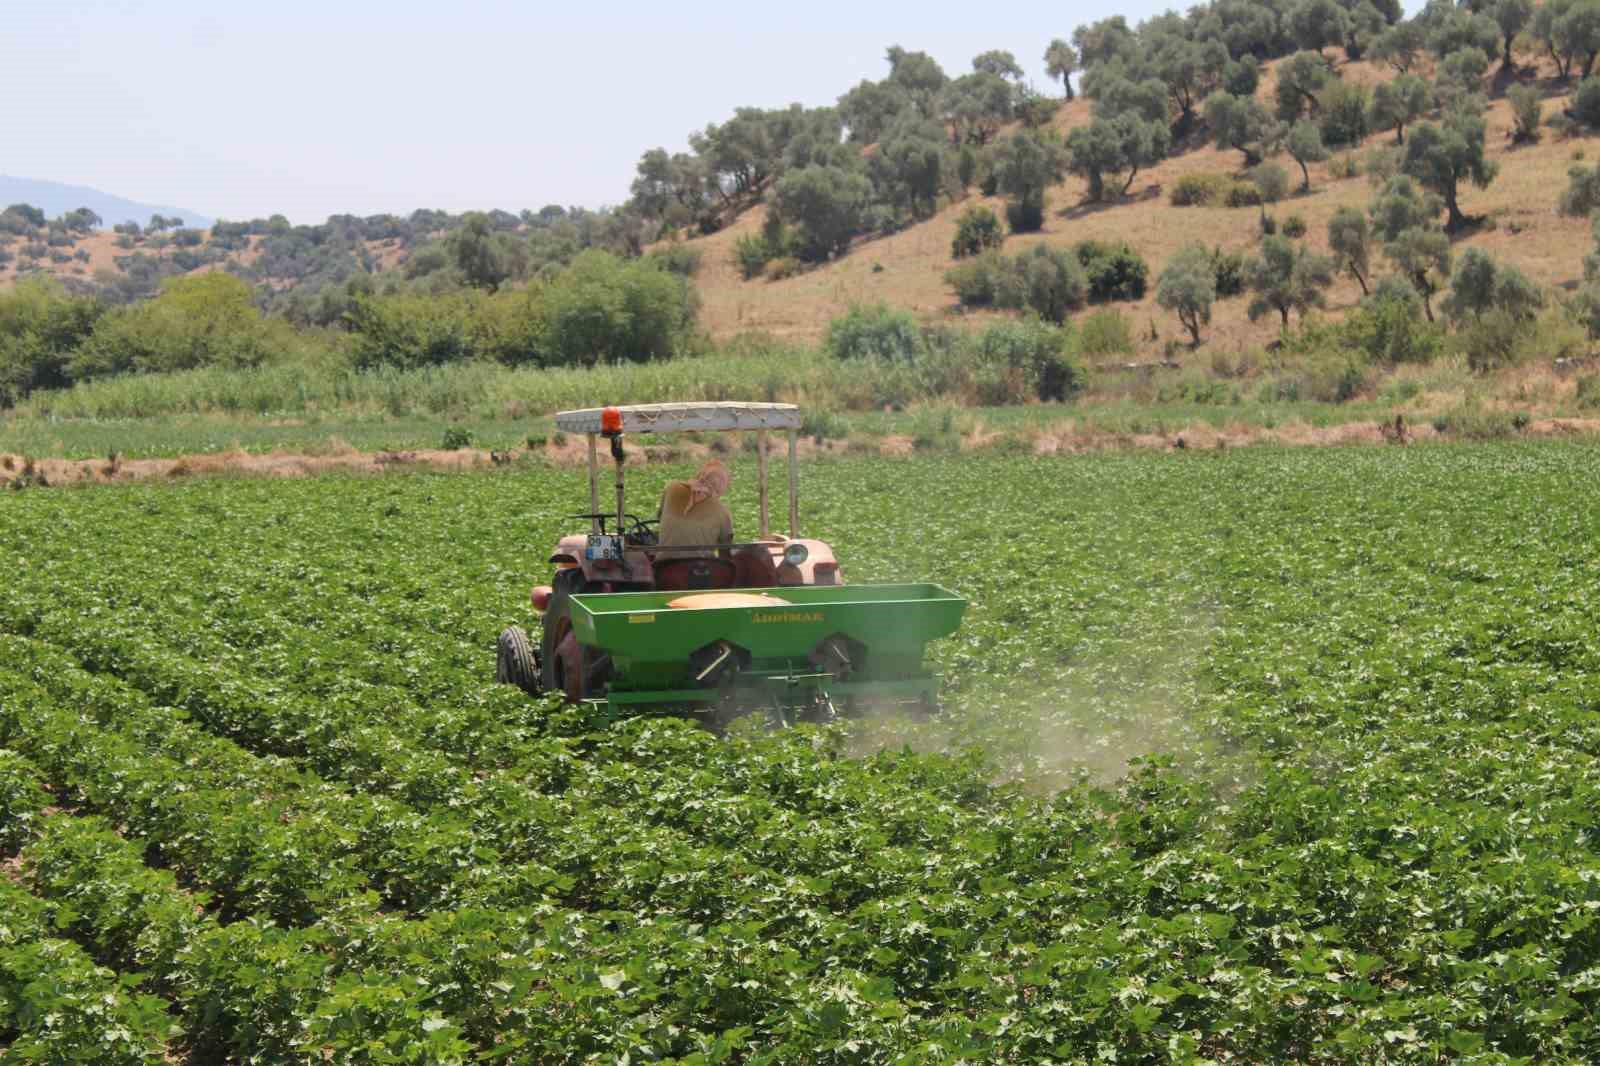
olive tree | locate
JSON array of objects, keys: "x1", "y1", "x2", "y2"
[
  {"x1": 1246, "y1": 235, "x2": 1336, "y2": 325},
  {"x1": 1401, "y1": 113, "x2": 1498, "y2": 231},
  {"x1": 1369, "y1": 74, "x2": 1431, "y2": 143},
  {"x1": 1203, "y1": 91, "x2": 1286, "y2": 167},
  {"x1": 988, "y1": 130, "x2": 1068, "y2": 232},
  {"x1": 1157, "y1": 243, "x2": 1218, "y2": 345},
  {"x1": 1044, "y1": 38, "x2": 1078, "y2": 99},
  {"x1": 771, "y1": 165, "x2": 872, "y2": 262},
  {"x1": 1328, "y1": 206, "x2": 1372, "y2": 294},
  {"x1": 1286, "y1": 121, "x2": 1329, "y2": 191},
  {"x1": 1440, "y1": 247, "x2": 1543, "y2": 320},
  {"x1": 1369, "y1": 175, "x2": 1452, "y2": 320},
  {"x1": 1065, "y1": 114, "x2": 1170, "y2": 202}
]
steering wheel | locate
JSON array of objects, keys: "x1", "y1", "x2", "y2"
[{"x1": 568, "y1": 513, "x2": 660, "y2": 545}]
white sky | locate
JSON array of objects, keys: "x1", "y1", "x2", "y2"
[{"x1": 5, "y1": 0, "x2": 1414, "y2": 224}]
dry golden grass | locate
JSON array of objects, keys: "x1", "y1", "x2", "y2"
[{"x1": 683, "y1": 52, "x2": 1600, "y2": 359}]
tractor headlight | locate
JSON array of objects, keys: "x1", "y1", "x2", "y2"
[{"x1": 783, "y1": 542, "x2": 809, "y2": 568}]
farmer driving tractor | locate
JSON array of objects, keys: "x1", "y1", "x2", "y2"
[{"x1": 656, "y1": 459, "x2": 733, "y2": 560}]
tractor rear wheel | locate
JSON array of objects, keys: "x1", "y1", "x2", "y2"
[{"x1": 496, "y1": 626, "x2": 541, "y2": 695}]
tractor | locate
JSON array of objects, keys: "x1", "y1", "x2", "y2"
[{"x1": 496, "y1": 402, "x2": 965, "y2": 726}]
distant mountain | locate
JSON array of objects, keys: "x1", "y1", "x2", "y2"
[{"x1": 0, "y1": 176, "x2": 212, "y2": 230}]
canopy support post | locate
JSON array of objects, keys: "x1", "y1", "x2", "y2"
[
  {"x1": 587, "y1": 434, "x2": 600, "y2": 532},
  {"x1": 787, "y1": 429, "x2": 799, "y2": 538},
  {"x1": 757, "y1": 430, "x2": 770, "y2": 538}
]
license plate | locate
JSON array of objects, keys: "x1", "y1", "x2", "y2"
[{"x1": 585, "y1": 534, "x2": 624, "y2": 561}]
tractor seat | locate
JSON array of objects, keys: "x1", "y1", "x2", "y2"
[
  {"x1": 653, "y1": 557, "x2": 738, "y2": 591},
  {"x1": 732, "y1": 545, "x2": 782, "y2": 589}
]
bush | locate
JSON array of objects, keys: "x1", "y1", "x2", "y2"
[
  {"x1": 647, "y1": 243, "x2": 702, "y2": 277},
  {"x1": 951, "y1": 206, "x2": 1004, "y2": 258},
  {"x1": 766, "y1": 256, "x2": 802, "y2": 280},
  {"x1": 441, "y1": 426, "x2": 473, "y2": 450},
  {"x1": 1210, "y1": 247, "x2": 1248, "y2": 298},
  {"x1": 945, "y1": 246, "x2": 1087, "y2": 324},
  {"x1": 1575, "y1": 373, "x2": 1600, "y2": 409},
  {"x1": 536, "y1": 250, "x2": 697, "y2": 366},
  {"x1": 733, "y1": 234, "x2": 772, "y2": 280},
  {"x1": 1340, "y1": 289, "x2": 1445, "y2": 363},
  {"x1": 0, "y1": 278, "x2": 104, "y2": 405},
  {"x1": 1225, "y1": 181, "x2": 1263, "y2": 208},
  {"x1": 1282, "y1": 215, "x2": 1308, "y2": 238},
  {"x1": 1560, "y1": 164, "x2": 1600, "y2": 217},
  {"x1": 1169, "y1": 173, "x2": 1233, "y2": 207},
  {"x1": 1317, "y1": 82, "x2": 1371, "y2": 148},
  {"x1": 1247, "y1": 162, "x2": 1290, "y2": 204},
  {"x1": 1454, "y1": 310, "x2": 1530, "y2": 372},
  {"x1": 1328, "y1": 153, "x2": 1360, "y2": 179},
  {"x1": 1004, "y1": 195, "x2": 1047, "y2": 234},
  {"x1": 1571, "y1": 77, "x2": 1600, "y2": 130},
  {"x1": 966, "y1": 317, "x2": 1084, "y2": 401},
  {"x1": 826, "y1": 303, "x2": 925, "y2": 363},
  {"x1": 1073, "y1": 240, "x2": 1149, "y2": 302},
  {"x1": 73, "y1": 274, "x2": 295, "y2": 379},
  {"x1": 1077, "y1": 308, "x2": 1134, "y2": 355},
  {"x1": 1508, "y1": 84, "x2": 1542, "y2": 144}
]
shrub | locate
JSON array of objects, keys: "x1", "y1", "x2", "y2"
[
  {"x1": 1328, "y1": 153, "x2": 1360, "y2": 179},
  {"x1": 1225, "y1": 181, "x2": 1263, "y2": 208},
  {"x1": 441, "y1": 426, "x2": 473, "y2": 450},
  {"x1": 1170, "y1": 173, "x2": 1233, "y2": 207},
  {"x1": 967, "y1": 317, "x2": 1083, "y2": 401},
  {"x1": 1282, "y1": 215, "x2": 1308, "y2": 238},
  {"x1": 1004, "y1": 195, "x2": 1047, "y2": 234},
  {"x1": 647, "y1": 243, "x2": 702, "y2": 277},
  {"x1": 1341, "y1": 288, "x2": 1445, "y2": 363},
  {"x1": 1210, "y1": 247, "x2": 1248, "y2": 298},
  {"x1": 1560, "y1": 164, "x2": 1600, "y2": 217},
  {"x1": 1508, "y1": 84, "x2": 1542, "y2": 144},
  {"x1": 1453, "y1": 310, "x2": 1527, "y2": 372},
  {"x1": 1571, "y1": 77, "x2": 1600, "y2": 130},
  {"x1": 1077, "y1": 308, "x2": 1134, "y2": 355},
  {"x1": 1248, "y1": 162, "x2": 1291, "y2": 204},
  {"x1": 535, "y1": 250, "x2": 696, "y2": 366},
  {"x1": 946, "y1": 246, "x2": 1087, "y2": 323},
  {"x1": 733, "y1": 234, "x2": 772, "y2": 280},
  {"x1": 1318, "y1": 82, "x2": 1372, "y2": 148},
  {"x1": 1073, "y1": 240, "x2": 1149, "y2": 303},
  {"x1": 74, "y1": 273, "x2": 295, "y2": 378},
  {"x1": 825, "y1": 303, "x2": 925, "y2": 363},
  {"x1": 951, "y1": 206, "x2": 1004, "y2": 258},
  {"x1": 1575, "y1": 373, "x2": 1600, "y2": 409},
  {"x1": 766, "y1": 256, "x2": 802, "y2": 280},
  {"x1": 0, "y1": 278, "x2": 104, "y2": 404}
]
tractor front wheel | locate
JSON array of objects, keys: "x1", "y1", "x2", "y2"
[{"x1": 496, "y1": 626, "x2": 542, "y2": 695}]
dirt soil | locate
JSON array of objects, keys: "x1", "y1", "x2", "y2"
[{"x1": 5, "y1": 416, "x2": 1600, "y2": 490}]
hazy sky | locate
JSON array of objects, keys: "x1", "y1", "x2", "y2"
[{"x1": 4, "y1": 0, "x2": 1214, "y2": 223}]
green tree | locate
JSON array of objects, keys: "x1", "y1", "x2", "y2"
[
  {"x1": 73, "y1": 273, "x2": 289, "y2": 377},
  {"x1": 1275, "y1": 51, "x2": 1336, "y2": 120},
  {"x1": 1427, "y1": 7, "x2": 1500, "y2": 58},
  {"x1": 1491, "y1": 0, "x2": 1535, "y2": 68},
  {"x1": 951, "y1": 205, "x2": 1004, "y2": 258},
  {"x1": 1560, "y1": 162, "x2": 1600, "y2": 215},
  {"x1": 0, "y1": 278, "x2": 103, "y2": 404},
  {"x1": 1369, "y1": 73, "x2": 1431, "y2": 143},
  {"x1": 1044, "y1": 38, "x2": 1078, "y2": 99},
  {"x1": 1204, "y1": 91, "x2": 1286, "y2": 167},
  {"x1": 871, "y1": 120, "x2": 950, "y2": 219},
  {"x1": 1508, "y1": 84, "x2": 1543, "y2": 142},
  {"x1": 1156, "y1": 243, "x2": 1218, "y2": 345},
  {"x1": 1287, "y1": 121, "x2": 1330, "y2": 190},
  {"x1": 1369, "y1": 175, "x2": 1451, "y2": 320},
  {"x1": 988, "y1": 130, "x2": 1068, "y2": 232},
  {"x1": 535, "y1": 251, "x2": 697, "y2": 366},
  {"x1": 1435, "y1": 47, "x2": 1491, "y2": 111},
  {"x1": 1289, "y1": 0, "x2": 1353, "y2": 52},
  {"x1": 941, "y1": 72, "x2": 1015, "y2": 146},
  {"x1": 971, "y1": 49, "x2": 1024, "y2": 80},
  {"x1": 1557, "y1": 0, "x2": 1600, "y2": 77},
  {"x1": 1246, "y1": 235, "x2": 1336, "y2": 325},
  {"x1": 1143, "y1": 19, "x2": 1229, "y2": 127},
  {"x1": 1401, "y1": 113, "x2": 1498, "y2": 231},
  {"x1": 1328, "y1": 206, "x2": 1373, "y2": 294},
  {"x1": 1440, "y1": 247, "x2": 1543, "y2": 320},
  {"x1": 1072, "y1": 16, "x2": 1137, "y2": 68},
  {"x1": 1066, "y1": 114, "x2": 1170, "y2": 202},
  {"x1": 885, "y1": 46, "x2": 950, "y2": 118},
  {"x1": 771, "y1": 165, "x2": 872, "y2": 261},
  {"x1": 1371, "y1": 19, "x2": 1428, "y2": 71},
  {"x1": 447, "y1": 213, "x2": 527, "y2": 292},
  {"x1": 837, "y1": 79, "x2": 912, "y2": 144}
]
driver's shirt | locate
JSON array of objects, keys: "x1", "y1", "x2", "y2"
[{"x1": 656, "y1": 482, "x2": 733, "y2": 559}]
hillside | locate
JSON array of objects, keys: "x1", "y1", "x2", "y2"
[
  {"x1": 677, "y1": 53, "x2": 1595, "y2": 359},
  {"x1": 0, "y1": 176, "x2": 211, "y2": 230}
]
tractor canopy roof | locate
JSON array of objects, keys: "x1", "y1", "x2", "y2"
[{"x1": 554, "y1": 402, "x2": 802, "y2": 436}]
